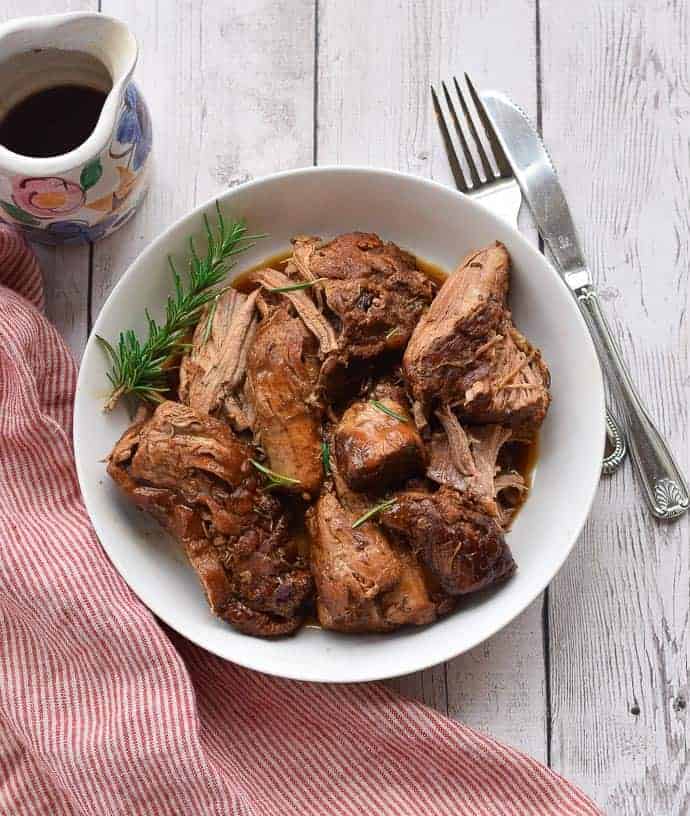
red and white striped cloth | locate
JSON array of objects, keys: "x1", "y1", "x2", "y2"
[{"x1": 0, "y1": 224, "x2": 602, "y2": 816}]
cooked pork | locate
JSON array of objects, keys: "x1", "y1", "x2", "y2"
[
  {"x1": 179, "y1": 288, "x2": 258, "y2": 431},
  {"x1": 463, "y1": 322, "x2": 551, "y2": 429},
  {"x1": 250, "y1": 267, "x2": 338, "y2": 356},
  {"x1": 244, "y1": 305, "x2": 324, "y2": 498},
  {"x1": 290, "y1": 232, "x2": 435, "y2": 362},
  {"x1": 107, "y1": 401, "x2": 313, "y2": 637},
  {"x1": 380, "y1": 486, "x2": 516, "y2": 596},
  {"x1": 403, "y1": 242, "x2": 550, "y2": 431},
  {"x1": 427, "y1": 408, "x2": 527, "y2": 525},
  {"x1": 307, "y1": 490, "x2": 436, "y2": 632},
  {"x1": 333, "y1": 396, "x2": 425, "y2": 492}
]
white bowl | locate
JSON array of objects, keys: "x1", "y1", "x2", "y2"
[{"x1": 74, "y1": 166, "x2": 605, "y2": 683}]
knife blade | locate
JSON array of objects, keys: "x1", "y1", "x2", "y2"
[
  {"x1": 473, "y1": 85, "x2": 689, "y2": 519},
  {"x1": 477, "y1": 90, "x2": 590, "y2": 292}
]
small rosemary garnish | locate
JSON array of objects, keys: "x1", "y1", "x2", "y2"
[
  {"x1": 321, "y1": 441, "x2": 331, "y2": 476},
  {"x1": 369, "y1": 399, "x2": 408, "y2": 423},
  {"x1": 352, "y1": 499, "x2": 396, "y2": 529},
  {"x1": 201, "y1": 293, "x2": 221, "y2": 345},
  {"x1": 385, "y1": 327, "x2": 399, "y2": 340},
  {"x1": 96, "y1": 201, "x2": 264, "y2": 410},
  {"x1": 250, "y1": 459, "x2": 301, "y2": 490},
  {"x1": 267, "y1": 277, "x2": 326, "y2": 293}
]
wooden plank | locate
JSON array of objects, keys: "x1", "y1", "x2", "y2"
[
  {"x1": 1, "y1": 0, "x2": 96, "y2": 359},
  {"x1": 91, "y1": 0, "x2": 315, "y2": 318},
  {"x1": 33, "y1": 243, "x2": 91, "y2": 360},
  {"x1": 317, "y1": 0, "x2": 547, "y2": 759},
  {"x1": 540, "y1": 2, "x2": 689, "y2": 812}
]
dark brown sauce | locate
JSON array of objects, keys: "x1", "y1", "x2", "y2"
[
  {"x1": 233, "y1": 249, "x2": 450, "y2": 292},
  {"x1": 233, "y1": 248, "x2": 292, "y2": 292},
  {"x1": 232, "y1": 247, "x2": 539, "y2": 500},
  {"x1": 0, "y1": 85, "x2": 107, "y2": 157}
]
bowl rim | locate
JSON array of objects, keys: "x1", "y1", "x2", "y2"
[{"x1": 74, "y1": 164, "x2": 606, "y2": 682}]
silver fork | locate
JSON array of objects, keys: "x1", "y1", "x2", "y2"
[{"x1": 431, "y1": 76, "x2": 627, "y2": 476}]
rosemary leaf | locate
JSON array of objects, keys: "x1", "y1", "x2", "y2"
[
  {"x1": 369, "y1": 399, "x2": 408, "y2": 423},
  {"x1": 321, "y1": 441, "x2": 331, "y2": 476},
  {"x1": 385, "y1": 326, "x2": 399, "y2": 340},
  {"x1": 97, "y1": 202, "x2": 265, "y2": 410},
  {"x1": 201, "y1": 294, "x2": 220, "y2": 344},
  {"x1": 352, "y1": 499, "x2": 396, "y2": 529},
  {"x1": 250, "y1": 459, "x2": 301, "y2": 487},
  {"x1": 268, "y1": 277, "x2": 326, "y2": 293}
]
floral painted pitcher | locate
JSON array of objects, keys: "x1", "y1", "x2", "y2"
[{"x1": 0, "y1": 13, "x2": 151, "y2": 245}]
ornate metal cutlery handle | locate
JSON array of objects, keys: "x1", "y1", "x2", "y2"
[
  {"x1": 602, "y1": 411, "x2": 627, "y2": 476},
  {"x1": 576, "y1": 284, "x2": 689, "y2": 519}
]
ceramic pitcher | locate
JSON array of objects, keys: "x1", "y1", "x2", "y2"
[{"x1": 0, "y1": 13, "x2": 151, "y2": 245}]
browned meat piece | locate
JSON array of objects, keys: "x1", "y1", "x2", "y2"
[
  {"x1": 463, "y1": 322, "x2": 551, "y2": 429},
  {"x1": 245, "y1": 306, "x2": 323, "y2": 498},
  {"x1": 291, "y1": 232, "x2": 435, "y2": 363},
  {"x1": 404, "y1": 243, "x2": 509, "y2": 409},
  {"x1": 170, "y1": 505, "x2": 305, "y2": 637},
  {"x1": 250, "y1": 267, "x2": 338, "y2": 356},
  {"x1": 380, "y1": 486, "x2": 516, "y2": 596},
  {"x1": 107, "y1": 401, "x2": 313, "y2": 637},
  {"x1": 179, "y1": 288, "x2": 258, "y2": 431},
  {"x1": 427, "y1": 409, "x2": 528, "y2": 528},
  {"x1": 383, "y1": 547, "x2": 440, "y2": 626},
  {"x1": 333, "y1": 396, "x2": 426, "y2": 492},
  {"x1": 307, "y1": 490, "x2": 436, "y2": 632},
  {"x1": 403, "y1": 242, "x2": 550, "y2": 431}
]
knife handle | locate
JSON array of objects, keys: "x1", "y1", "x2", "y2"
[{"x1": 576, "y1": 284, "x2": 689, "y2": 519}]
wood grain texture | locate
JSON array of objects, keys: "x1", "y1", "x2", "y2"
[
  {"x1": 540, "y1": 2, "x2": 689, "y2": 813},
  {"x1": 1, "y1": 0, "x2": 96, "y2": 359},
  {"x1": 317, "y1": 0, "x2": 547, "y2": 760},
  {"x1": 91, "y1": 0, "x2": 315, "y2": 321},
  {"x1": 6, "y1": 3, "x2": 686, "y2": 810}
]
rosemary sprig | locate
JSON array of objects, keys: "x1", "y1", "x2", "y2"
[
  {"x1": 352, "y1": 499, "x2": 396, "y2": 529},
  {"x1": 268, "y1": 277, "x2": 326, "y2": 293},
  {"x1": 369, "y1": 399, "x2": 408, "y2": 423},
  {"x1": 96, "y1": 201, "x2": 264, "y2": 410},
  {"x1": 321, "y1": 441, "x2": 331, "y2": 476},
  {"x1": 250, "y1": 459, "x2": 301, "y2": 490},
  {"x1": 385, "y1": 326, "x2": 399, "y2": 340}
]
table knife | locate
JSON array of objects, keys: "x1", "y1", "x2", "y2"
[{"x1": 478, "y1": 89, "x2": 688, "y2": 520}]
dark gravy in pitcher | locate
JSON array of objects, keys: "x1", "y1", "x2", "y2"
[{"x1": 0, "y1": 85, "x2": 107, "y2": 158}]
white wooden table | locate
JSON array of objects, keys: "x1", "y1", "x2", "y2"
[{"x1": 8, "y1": 2, "x2": 688, "y2": 813}]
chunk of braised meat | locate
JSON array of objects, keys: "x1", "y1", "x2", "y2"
[
  {"x1": 403, "y1": 242, "x2": 550, "y2": 431},
  {"x1": 427, "y1": 408, "x2": 527, "y2": 527},
  {"x1": 107, "y1": 401, "x2": 313, "y2": 637},
  {"x1": 179, "y1": 288, "x2": 258, "y2": 431},
  {"x1": 404, "y1": 242, "x2": 509, "y2": 409},
  {"x1": 250, "y1": 267, "x2": 338, "y2": 357},
  {"x1": 306, "y1": 490, "x2": 436, "y2": 632},
  {"x1": 245, "y1": 306, "x2": 324, "y2": 498},
  {"x1": 291, "y1": 232, "x2": 435, "y2": 362},
  {"x1": 380, "y1": 486, "x2": 516, "y2": 596},
  {"x1": 333, "y1": 393, "x2": 425, "y2": 492},
  {"x1": 463, "y1": 321, "x2": 551, "y2": 430}
]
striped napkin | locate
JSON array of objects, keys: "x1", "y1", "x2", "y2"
[{"x1": 0, "y1": 224, "x2": 601, "y2": 816}]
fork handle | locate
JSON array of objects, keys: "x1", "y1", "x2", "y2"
[{"x1": 576, "y1": 284, "x2": 689, "y2": 519}]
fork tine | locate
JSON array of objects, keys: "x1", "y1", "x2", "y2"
[
  {"x1": 463, "y1": 72, "x2": 513, "y2": 178},
  {"x1": 441, "y1": 81, "x2": 482, "y2": 188},
  {"x1": 453, "y1": 76, "x2": 495, "y2": 180},
  {"x1": 431, "y1": 85, "x2": 468, "y2": 192}
]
